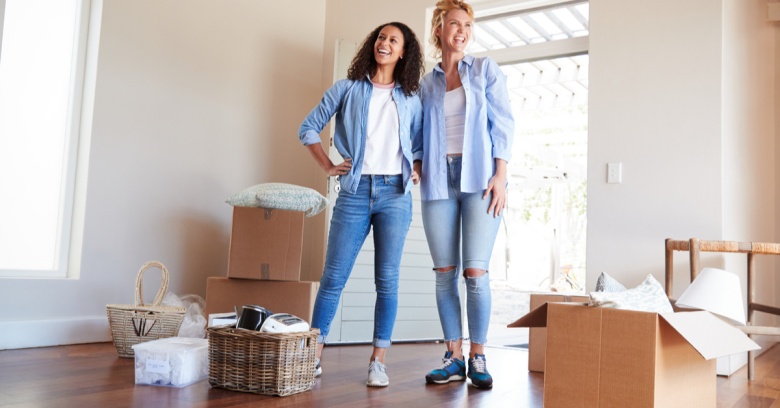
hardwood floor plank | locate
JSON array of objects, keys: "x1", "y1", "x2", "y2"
[{"x1": 1, "y1": 341, "x2": 778, "y2": 407}]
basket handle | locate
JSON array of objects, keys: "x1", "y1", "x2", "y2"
[{"x1": 134, "y1": 261, "x2": 170, "y2": 307}]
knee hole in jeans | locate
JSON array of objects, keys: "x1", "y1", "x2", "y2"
[
  {"x1": 464, "y1": 268, "x2": 487, "y2": 278},
  {"x1": 434, "y1": 266, "x2": 457, "y2": 273}
]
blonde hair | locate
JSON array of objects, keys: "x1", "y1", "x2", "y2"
[{"x1": 429, "y1": 0, "x2": 475, "y2": 59}]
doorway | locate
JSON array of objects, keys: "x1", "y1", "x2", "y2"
[{"x1": 470, "y1": 1, "x2": 590, "y2": 346}]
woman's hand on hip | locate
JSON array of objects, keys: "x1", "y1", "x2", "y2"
[
  {"x1": 305, "y1": 143, "x2": 352, "y2": 177},
  {"x1": 327, "y1": 158, "x2": 352, "y2": 177},
  {"x1": 412, "y1": 161, "x2": 422, "y2": 185}
]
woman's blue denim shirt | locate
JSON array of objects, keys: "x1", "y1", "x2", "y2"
[
  {"x1": 412, "y1": 55, "x2": 514, "y2": 201},
  {"x1": 299, "y1": 77, "x2": 422, "y2": 195}
]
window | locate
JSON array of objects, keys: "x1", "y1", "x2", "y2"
[{"x1": 0, "y1": 0, "x2": 95, "y2": 278}]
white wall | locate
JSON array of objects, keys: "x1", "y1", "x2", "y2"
[
  {"x1": 1, "y1": 0, "x2": 778, "y2": 350},
  {"x1": 588, "y1": 0, "x2": 776, "y2": 302},
  {"x1": 0, "y1": 0, "x2": 327, "y2": 349},
  {"x1": 721, "y1": 0, "x2": 776, "y2": 329},
  {"x1": 588, "y1": 0, "x2": 723, "y2": 291}
]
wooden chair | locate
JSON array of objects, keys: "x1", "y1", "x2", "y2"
[{"x1": 665, "y1": 238, "x2": 780, "y2": 380}]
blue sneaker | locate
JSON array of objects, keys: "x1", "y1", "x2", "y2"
[
  {"x1": 467, "y1": 354, "x2": 493, "y2": 389},
  {"x1": 425, "y1": 351, "x2": 466, "y2": 384}
]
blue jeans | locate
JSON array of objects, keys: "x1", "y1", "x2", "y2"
[
  {"x1": 421, "y1": 156, "x2": 502, "y2": 345},
  {"x1": 312, "y1": 175, "x2": 412, "y2": 348}
]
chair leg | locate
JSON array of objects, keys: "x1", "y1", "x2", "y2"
[{"x1": 748, "y1": 348, "x2": 755, "y2": 380}]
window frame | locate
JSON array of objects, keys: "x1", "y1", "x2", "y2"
[{"x1": 0, "y1": 0, "x2": 98, "y2": 279}]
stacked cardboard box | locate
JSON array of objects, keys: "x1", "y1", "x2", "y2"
[{"x1": 205, "y1": 206, "x2": 319, "y2": 323}]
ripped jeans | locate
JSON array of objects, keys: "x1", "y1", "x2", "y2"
[{"x1": 421, "y1": 156, "x2": 502, "y2": 345}]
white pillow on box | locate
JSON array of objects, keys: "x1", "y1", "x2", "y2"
[
  {"x1": 226, "y1": 183, "x2": 329, "y2": 217},
  {"x1": 589, "y1": 274, "x2": 674, "y2": 313},
  {"x1": 595, "y1": 271, "x2": 627, "y2": 292}
]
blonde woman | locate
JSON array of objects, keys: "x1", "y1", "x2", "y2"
[{"x1": 412, "y1": 0, "x2": 514, "y2": 389}]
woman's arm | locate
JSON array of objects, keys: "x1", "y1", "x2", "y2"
[
  {"x1": 306, "y1": 143, "x2": 352, "y2": 177},
  {"x1": 482, "y1": 58, "x2": 514, "y2": 217},
  {"x1": 484, "y1": 58, "x2": 514, "y2": 164},
  {"x1": 410, "y1": 95, "x2": 423, "y2": 186},
  {"x1": 299, "y1": 80, "x2": 348, "y2": 146},
  {"x1": 299, "y1": 80, "x2": 353, "y2": 176}
]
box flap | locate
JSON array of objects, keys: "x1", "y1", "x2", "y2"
[
  {"x1": 507, "y1": 302, "x2": 549, "y2": 328},
  {"x1": 660, "y1": 311, "x2": 760, "y2": 360},
  {"x1": 508, "y1": 302, "x2": 589, "y2": 328}
]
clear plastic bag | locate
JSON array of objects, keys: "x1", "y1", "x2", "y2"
[{"x1": 163, "y1": 292, "x2": 207, "y2": 339}]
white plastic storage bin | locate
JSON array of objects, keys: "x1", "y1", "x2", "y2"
[{"x1": 132, "y1": 337, "x2": 209, "y2": 387}]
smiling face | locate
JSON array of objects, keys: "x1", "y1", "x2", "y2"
[
  {"x1": 435, "y1": 9, "x2": 472, "y2": 55},
  {"x1": 374, "y1": 25, "x2": 405, "y2": 68}
]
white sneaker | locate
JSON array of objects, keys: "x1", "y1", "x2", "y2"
[
  {"x1": 366, "y1": 357, "x2": 389, "y2": 387},
  {"x1": 314, "y1": 358, "x2": 322, "y2": 377}
]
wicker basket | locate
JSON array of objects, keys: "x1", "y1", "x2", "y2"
[
  {"x1": 208, "y1": 325, "x2": 318, "y2": 396},
  {"x1": 106, "y1": 261, "x2": 186, "y2": 358}
]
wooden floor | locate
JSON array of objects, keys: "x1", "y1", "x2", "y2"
[{"x1": 2, "y1": 341, "x2": 780, "y2": 407}]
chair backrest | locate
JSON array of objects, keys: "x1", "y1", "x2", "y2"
[{"x1": 665, "y1": 237, "x2": 780, "y2": 319}]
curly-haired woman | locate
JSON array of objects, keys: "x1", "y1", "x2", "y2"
[
  {"x1": 298, "y1": 21, "x2": 424, "y2": 387},
  {"x1": 413, "y1": 0, "x2": 514, "y2": 389}
]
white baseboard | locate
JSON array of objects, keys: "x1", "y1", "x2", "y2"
[
  {"x1": 717, "y1": 353, "x2": 747, "y2": 376},
  {"x1": 0, "y1": 316, "x2": 112, "y2": 350},
  {"x1": 716, "y1": 337, "x2": 777, "y2": 377}
]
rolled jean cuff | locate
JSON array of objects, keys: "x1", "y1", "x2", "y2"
[
  {"x1": 317, "y1": 334, "x2": 327, "y2": 345},
  {"x1": 373, "y1": 338, "x2": 392, "y2": 348}
]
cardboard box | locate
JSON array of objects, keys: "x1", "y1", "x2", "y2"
[
  {"x1": 205, "y1": 277, "x2": 318, "y2": 323},
  {"x1": 509, "y1": 302, "x2": 760, "y2": 408},
  {"x1": 527, "y1": 293, "x2": 589, "y2": 372},
  {"x1": 227, "y1": 207, "x2": 304, "y2": 281}
]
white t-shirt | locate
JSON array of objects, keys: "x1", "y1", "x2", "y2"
[
  {"x1": 444, "y1": 86, "x2": 466, "y2": 155},
  {"x1": 362, "y1": 82, "x2": 402, "y2": 175}
]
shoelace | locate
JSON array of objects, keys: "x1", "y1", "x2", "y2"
[
  {"x1": 438, "y1": 358, "x2": 455, "y2": 369},
  {"x1": 471, "y1": 357, "x2": 487, "y2": 373},
  {"x1": 369, "y1": 360, "x2": 386, "y2": 373}
]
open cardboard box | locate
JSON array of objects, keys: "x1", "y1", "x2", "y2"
[
  {"x1": 509, "y1": 302, "x2": 760, "y2": 408},
  {"x1": 527, "y1": 293, "x2": 589, "y2": 373}
]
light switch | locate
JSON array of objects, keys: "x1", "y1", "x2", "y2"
[{"x1": 607, "y1": 162, "x2": 622, "y2": 184}]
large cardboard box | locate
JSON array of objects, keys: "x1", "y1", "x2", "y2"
[
  {"x1": 227, "y1": 207, "x2": 304, "y2": 281},
  {"x1": 509, "y1": 302, "x2": 759, "y2": 408},
  {"x1": 527, "y1": 293, "x2": 589, "y2": 373},
  {"x1": 205, "y1": 277, "x2": 318, "y2": 323}
]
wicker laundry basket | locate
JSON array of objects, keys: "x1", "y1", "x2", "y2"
[
  {"x1": 208, "y1": 325, "x2": 318, "y2": 396},
  {"x1": 106, "y1": 261, "x2": 186, "y2": 357}
]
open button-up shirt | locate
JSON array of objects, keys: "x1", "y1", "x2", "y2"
[
  {"x1": 413, "y1": 55, "x2": 514, "y2": 201},
  {"x1": 299, "y1": 77, "x2": 422, "y2": 194}
]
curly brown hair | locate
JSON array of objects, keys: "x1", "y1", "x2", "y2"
[{"x1": 346, "y1": 22, "x2": 424, "y2": 97}]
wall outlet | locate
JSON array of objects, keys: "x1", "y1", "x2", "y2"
[{"x1": 607, "y1": 162, "x2": 622, "y2": 184}]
